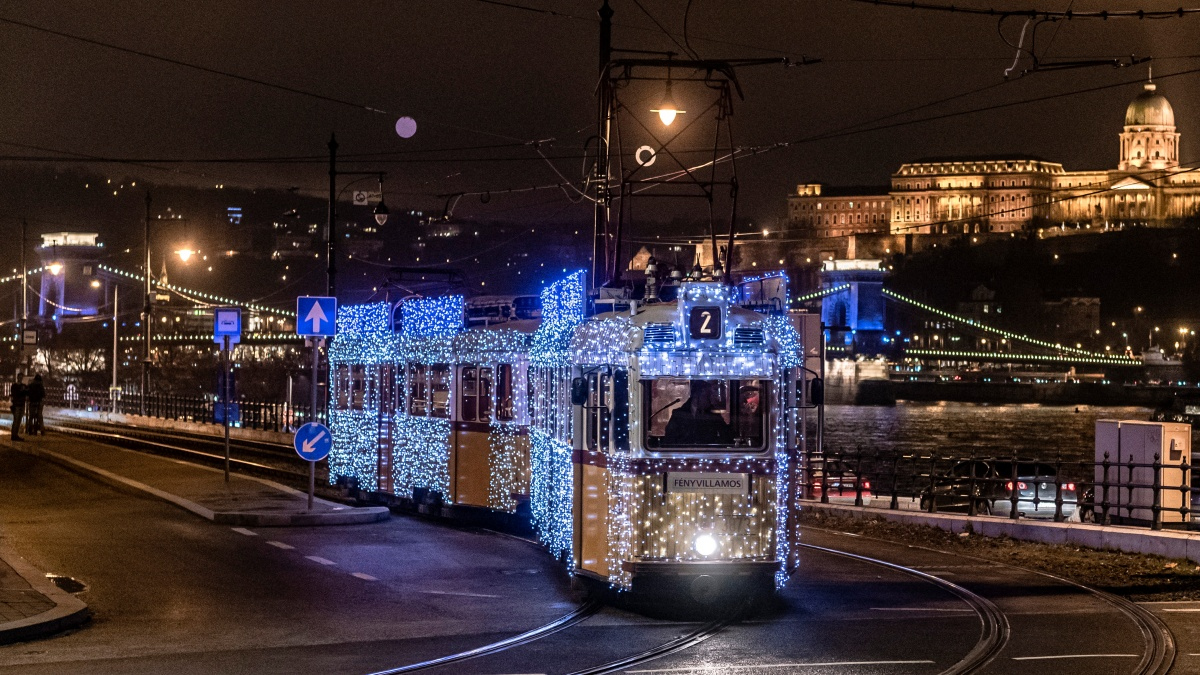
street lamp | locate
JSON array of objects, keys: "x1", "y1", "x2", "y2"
[
  {"x1": 175, "y1": 248, "x2": 196, "y2": 263},
  {"x1": 47, "y1": 262, "x2": 64, "y2": 276},
  {"x1": 650, "y1": 79, "x2": 685, "y2": 126},
  {"x1": 326, "y1": 133, "x2": 390, "y2": 297}
]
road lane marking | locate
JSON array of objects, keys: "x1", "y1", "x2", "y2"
[
  {"x1": 231, "y1": 527, "x2": 257, "y2": 536},
  {"x1": 266, "y1": 541, "x2": 294, "y2": 550},
  {"x1": 1012, "y1": 654, "x2": 1139, "y2": 661},
  {"x1": 1161, "y1": 608, "x2": 1200, "y2": 612},
  {"x1": 306, "y1": 556, "x2": 336, "y2": 566},
  {"x1": 423, "y1": 590, "x2": 502, "y2": 598},
  {"x1": 351, "y1": 572, "x2": 378, "y2": 581},
  {"x1": 870, "y1": 607, "x2": 974, "y2": 612},
  {"x1": 627, "y1": 662, "x2": 936, "y2": 673}
]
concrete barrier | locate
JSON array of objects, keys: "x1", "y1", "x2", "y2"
[{"x1": 47, "y1": 406, "x2": 293, "y2": 445}]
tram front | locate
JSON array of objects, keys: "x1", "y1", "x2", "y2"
[{"x1": 568, "y1": 281, "x2": 799, "y2": 607}]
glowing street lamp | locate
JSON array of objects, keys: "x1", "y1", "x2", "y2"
[
  {"x1": 47, "y1": 262, "x2": 64, "y2": 276},
  {"x1": 175, "y1": 248, "x2": 196, "y2": 262},
  {"x1": 651, "y1": 80, "x2": 685, "y2": 126}
]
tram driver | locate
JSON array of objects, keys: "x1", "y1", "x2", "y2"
[{"x1": 663, "y1": 380, "x2": 733, "y2": 446}]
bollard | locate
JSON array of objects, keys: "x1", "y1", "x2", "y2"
[
  {"x1": 820, "y1": 452, "x2": 829, "y2": 504},
  {"x1": 854, "y1": 448, "x2": 864, "y2": 508},
  {"x1": 967, "y1": 454, "x2": 978, "y2": 517},
  {"x1": 927, "y1": 454, "x2": 938, "y2": 513},
  {"x1": 1053, "y1": 457, "x2": 1064, "y2": 523},
  {"x1": 1182, "y1": 456, "x2": 1192, "y2": 523},
  {"x1": 1127, "y1": 455, "x2": 1137, "y2": 523},
  {"x1": 1101, "y1": 451, "x2": 1112, "y2": 525},
  {"x1": 1152, "y1": 452, "x2": 1162, "y2": 531},
  {"x1": 889, "y1": 450, "x2": 900, "y2": 510},
  {"x1": 1008, "y1": 455, "x2": 1019, "y2": 520}
]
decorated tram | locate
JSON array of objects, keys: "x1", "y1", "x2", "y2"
[{"x1": 327, "y1": 271, "x2": 820, "y2": 603}]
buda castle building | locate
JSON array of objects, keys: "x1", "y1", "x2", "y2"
[{"x1": 787, "y1": 80, "x2": 1200, "y2": 238}]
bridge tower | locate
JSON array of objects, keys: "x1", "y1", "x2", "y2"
[{"x1": 820, "y1": 259, "x2": 886, "y2": 356}]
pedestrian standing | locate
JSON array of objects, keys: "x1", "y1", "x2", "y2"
[
  {"x1": 28, "y1": 374, "x2": 45, "y2": 436},
  {"x1": 10, "y1": 379, "x2": 28, "y2": 441}
]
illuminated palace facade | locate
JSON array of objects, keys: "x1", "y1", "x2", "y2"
[{"x1": 787, "y1": 81, "x2": 1200, "y2": 238}]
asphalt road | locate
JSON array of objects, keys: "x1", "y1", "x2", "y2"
[{"x1": 2, "y1": 442, "x2": 1200, "y2": 674}]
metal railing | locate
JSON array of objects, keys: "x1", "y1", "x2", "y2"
[
  {"x1": 43, "y1": 386, "x2": 322, "y2": 433},
  {"x1": 803, "y1": 448, "x2": 1195, "y2": 531}
]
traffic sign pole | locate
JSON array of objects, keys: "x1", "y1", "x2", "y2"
[
  {"x1": 295, "y1": 297, "x2": 336, "y2": 510},
  {"x1": 224, "y1": 334, "x2": 231, "y2": 483},
  {"x1": 309, "y1": 337, "x2": 323, "y2": 510}
]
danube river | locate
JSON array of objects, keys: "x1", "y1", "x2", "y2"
[{"x1": 823, "y1": 402, "x2": 1154, "y2": 462}]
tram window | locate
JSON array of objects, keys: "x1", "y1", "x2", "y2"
[
  {"x1": 350, "y1": 365, "x2": 366, "y2": 410},
  {"x1": 407, "y1": 364, "x2": 428, "y2": 416},
  {"x1": 479, "y1": 366, "x2": 493, "y2": 422},
  {"x1": 586, "y1": 371, "x2": 611, "y2": 451},
  {"x1": 335, "y1": 365, "x2": 351, "y2": 410},
  {"x1": 461, "y1": 366, "x2": 478, "y2": 422},
  {"x1": 430, "y1": 365, "x2": 451, "y2": 418},
  {"x1": 644, "y1": 378, "x2": 766, "y2": 450},
  {"x1": 496, "y1": 364, "x2": 515, "y2": 422}
]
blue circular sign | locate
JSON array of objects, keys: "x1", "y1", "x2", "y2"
[{"x1": 294, "y1": 422, "x2": 332, "y2": 462}]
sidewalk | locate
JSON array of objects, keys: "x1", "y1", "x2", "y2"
[
  {"x1": 804, "y1": 500, "x2": 1200, "y2": 564},
  {"x1": 0, "y1": 540, "x2": 90, "y2": 645},
  {"x1": 0, "y1": 430, "x2": 389, "y2": 527}
]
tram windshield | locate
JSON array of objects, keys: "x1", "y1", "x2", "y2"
[{"x1": 644, "y1": 378, "x2": 766, "y2": 450}]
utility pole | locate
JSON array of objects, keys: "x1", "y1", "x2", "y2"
[
  {"x1": 142, "y1": 191, "x2": 152, "y2": 416},
  {"x1": 111, "y1": 285, "x2": 119, "y2": 412},
  {"x1": 327, "y1": 133, "x2": 338, "y2": 298},
  {"x1": 592, "y1": 0, "x2": 613, "y2": 289},
  {"x1": 20, "y1": 219, "x2": 28, "y2": 376}
]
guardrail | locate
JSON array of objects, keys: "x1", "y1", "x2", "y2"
[
  {"x1": 803, "y1": 448, "x2": 1194, "y2": 531},
  {"x1": 43, "y1": 386, "x2": 323, "y2": 433}
]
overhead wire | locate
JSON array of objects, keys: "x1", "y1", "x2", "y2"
[
  {"x1": 844, "y1": 0, "x2": 1200, "y2": 19},
  {"x1": 0, "y1": 14, "x2": 530, "y2": 144}
]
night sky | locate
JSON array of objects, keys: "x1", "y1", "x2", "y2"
[{"x1": 1, "y1": 0, "x2": 1198, "y2": 228}]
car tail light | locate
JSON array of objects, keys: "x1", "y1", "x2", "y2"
[
  {"x1": 1019, "y1": 481, "x2": 1027, "y2": 490},
  {"x1": 1007, "y1": 481, "x2": 1027, "y2": 491},
  {"x1": 863, "y1": 480, "x2": 871, "y2": 490},
  {"x1": 1065, "y1": 483, "x2": 1076, "y2": 491}
]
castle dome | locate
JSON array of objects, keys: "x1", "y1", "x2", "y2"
[{"x1": 1125, "y1": 82, "x2": 1175, "y2": 127}]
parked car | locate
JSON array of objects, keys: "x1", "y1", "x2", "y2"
[
  {"x1": 920, "y1": 459, "x2": 1003, "y2": 514},
  {"x1": 811, "y1": 458, "x2": 873, "y2": 505},
  {"x1": 990, "y1": 462, "x2": 1078, "y2": 520}
]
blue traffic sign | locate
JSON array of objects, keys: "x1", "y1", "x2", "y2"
[
  {"x1": 294, "y1": 422, "x2": 332, "y2": 462},
  {"x1": 213, "y1": 307, "x2": 242, "y2": 346},
  {"x1": 297, "y1": 296, "x2": 337, "y2": 337}
]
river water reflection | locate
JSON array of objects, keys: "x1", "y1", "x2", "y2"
[{"x1": 823, "y1": 403, "x2": 1154, "y2": 462}]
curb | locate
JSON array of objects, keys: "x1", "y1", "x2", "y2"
[
  {"x1": 8, "y1": 440, "x2": 389, "y2": 528},
  {"x1": 803, "y1": 500, "x2": 1200, "y2": 564},
  {"x1": 0, "y1": 541, "x2": 90, "y2": 645}
]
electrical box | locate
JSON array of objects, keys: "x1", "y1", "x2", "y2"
[{"x1": 1095, "y1": 419, "x2": 1192, "y2": 525}]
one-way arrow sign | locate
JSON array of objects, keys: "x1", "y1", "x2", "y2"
[{"x1": 296, "y1": 296, "x2": 336, "y2": 337}]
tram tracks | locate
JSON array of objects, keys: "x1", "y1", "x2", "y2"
[
  {"x1": 797, "y1": 542, "x2": 1009, "y2": 674},
  {"x1": 363, "y1": 599, "x2": 742, "y2": 675},
  {"x1": 801, "y1": 529, "x2": 1176, "y2": 675},
  {"x1": 364, "y1": 599, "x2": 602, "y2": 674},
  {"x1": 43, "y1": 418, "x2": 312, "y2": 486}
]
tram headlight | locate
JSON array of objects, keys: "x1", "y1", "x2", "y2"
[{"x1": 694, "y1": 533, "x2": 718, "y2": 557}]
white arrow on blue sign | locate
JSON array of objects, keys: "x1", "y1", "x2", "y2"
[
  {"x1": 294, "y1": 422, "x2": 332, "y2": 462},
  {"x1": 296, "y1": 296, "x2": 337, "y2": 337}
]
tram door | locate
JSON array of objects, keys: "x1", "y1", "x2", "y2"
[
  {"x1": 577, "y1": 369, "x2": 612, "y2": 576},
  {"x1": 453, "y1": 365, "x2": 493, "y2": 507}
]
